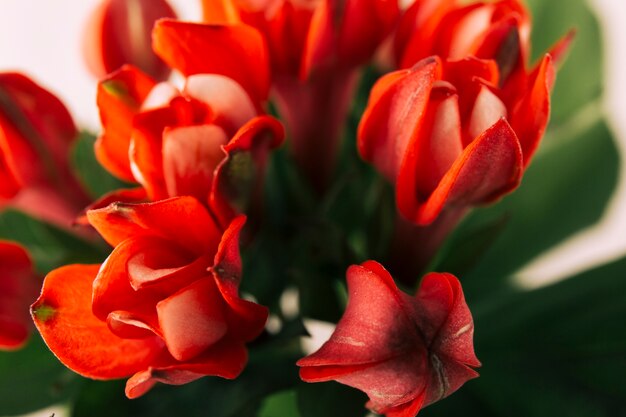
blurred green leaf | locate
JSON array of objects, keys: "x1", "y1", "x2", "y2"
[
  {"x1": 455, "y1": 118, "x2": 618, "y2": 300},
  {"x1": 258, "y1": 390, "x2": 300, "y2": 417},
  {"x1": 470, "y1": 255, "x2": 626, "y2": 416},
  {"x1": 297, "y1": 382, "x2": 368, "y2": 417},
  {"x1": 0, "y1": 334, "x2": 81, "y2": 416},
  {"x1": 0, "y1": 209, "x2": 104, "y2": 274},
  {"x1": 71, "y1": 131, "x2": 131, "y2": 199},
  {"x1": 525, "y1": 0, "x2": 603, "y2": 124}
]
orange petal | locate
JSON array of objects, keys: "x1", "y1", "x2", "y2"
[
  {"x1": 96, "y1": 66, "x2": 157, "y2": 182},
  {"x1": 153, "y1": 20, "x2": 270, "y2": 104},
  {"x1": 31, "y1": 264, "x2": 161, "y2": 379},
  {"x1": 87, "y1": 196, "x2": 222, "y2": 254}
]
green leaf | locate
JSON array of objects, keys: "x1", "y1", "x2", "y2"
[
  {"x1": 468, "y1": 255, "x2": 626, "y2": 416},
  {"x1": 71, "y1": 131, "x2": 131, "y2": 199},
  {"x1": 455, "y1": 118, "x2": 618, "y2": 300},
  {"x1": 0, "y1": 334, "x2": 81, "y2": 416},
  {"x1": 525, "y1": 0, "x2": 603, "y2": 124},
  {"x1": 258, "y1": 390, "x2": 300, "y2": 417},
  {"x1": 0, "y1": 209, "x2": 104, "y2": 274},
  {"x1": 297, "y1": 382, "x2": 368, "y2": 417}
]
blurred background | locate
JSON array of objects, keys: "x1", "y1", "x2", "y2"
[{"x1": 0, "y1": 0, "x2": 624, "y2": 416}]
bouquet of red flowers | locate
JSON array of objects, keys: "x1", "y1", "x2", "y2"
[{"x1": 0, "y1": 0, "x2": 623, "y2": 416}]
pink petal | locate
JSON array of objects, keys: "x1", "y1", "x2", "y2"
[
  {"x1": 162, "y1": 124, "x2": 228, "y2": 201},
  {"x1": 184, "y1": 74, "x2": 257, "y2": 134}
]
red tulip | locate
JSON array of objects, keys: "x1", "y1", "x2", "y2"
[
  {"x1": 298, "y1": 260, "x2": 479, "y2": 417},
  {"x1": 93, "y1": 65, "x2": 284, "y2": 228},
  {"x1": 358, "y1": 54, "x2": 555, "y2": 226},
  {"x1": 0, "y1": 241, "x2": 39, "y2": 350},
  {"x1": 194, "y1": 0, "x2": 400, "y2": 192},
  {"x1": 32, "y1": 197, "x2": 268, "y2": 398},
  {"x1": 83, "y1": 0, "x2": 177, "y2": 80},
  {"x1": 0, "y1": 73, "x2": 90, "y2": 226}
]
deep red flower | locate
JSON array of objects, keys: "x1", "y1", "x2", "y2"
[
  {"x1": 32, "y1": 196, "x2": 267, "y2": 398},
  {"x1": 298, "y1": 260, "x2": 479, "y2": 417},
  {"x1": 358, "y1": 54, "x2": 555, "y2": 226},
  {"x1": 0, "y1": 73, "x2": 90, "y2": 226},
  {"x1": 93, "y1": 65, "x2": 284, "y2": 227},
  {"x1": 178, "y1": 0, "x2": 400, "y2": 191},
  {"x1": 83, "y1": 0, "x2": 177, "y2": 81},
  {"x1": 0, "y1": 241, "x2": 39, "y2": 350}
]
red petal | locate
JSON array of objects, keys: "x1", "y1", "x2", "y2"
[
  {"x1": 385, "y1": 394, "x2": 427, "y2": 417},
  {"x1": 418, "y1": 273, "x2": 481, "y2": 368},
  {"x1": 510, "y1": 54, "x2": 554, "y2": 166},
  {"x1": 129, "y1": 106, "x2": 180, "y2": 200},
  {"x1": 416, "y1": 273, "x2": 480, "y2": 404},
  {"x1": 297, "y1": 262, "x2": 421, "y2": 367},
  {"x1": 413, "y1": 83, "x2": 463, "y2": 200},
  {"x1": 125, "y1": 337, "x2": 247, "y2": 398},
  {"x1": 75, "y1": 187, "x2": 147, "y2": 226},
  {"x1": 31, "y1": 264, "x2": 161, "y2": 379},
  {"x1": 402, "y1": 118, "x2": 523, "y2": 225},
  {"x1": 87, "y1": 196, "x2": 222, "y2": 254},
  {"x1": 157, "y1": 277, "x2": 228, "y2": 361},
  {"x1": 92, "y1": 236, "x2": 201, "y2": 320},
  {"x1": 96, "y1": 66, "x2": 157, "y2": 182},
  {"x1": 358, "y1": 58, "x2": 441, "y2": 183},
  {"x1": 153, "y1": 20, "x2": 270, "y2": 104},
  {"x1": 0, "y1": 241, "x2": 37, "y2": 350},
  {"x1": 83, "y1": 0, "x2": 176, "y2": 80},
  {"x1": 211, "y1": 216, "x2": 268, "y2": 341}
]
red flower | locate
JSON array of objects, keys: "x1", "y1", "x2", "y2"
[
  {"x1": 93, "y1": 65, "x2": 284, "y2": 227},
  {"x1": 83, "y1": 0, "x2": 177, "y2": 80},
  {"x1": 181, "y1": 0, "x2": 399, "y2": 191},
  {"x1": 0, "y1": 241, "x2": 39, "y2": 350},
  {"x1": 395, "y1": 0, "x2": 530, "y2": 77},
  {"x1": 0, "y1": 73, "x2": 89, "y2": 226},
  {"x1": 32, "y1": 197, "x2": 268, "y2": 398},
  {"x1": 358, "y1": 54, "x2": 556, "y2": 226},
  {"x1": 298, "y1": 261, "x2": 479, "y2": 417}
]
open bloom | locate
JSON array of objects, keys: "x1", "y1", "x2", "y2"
[
  {"x1": 0, "y1": 241, "x2": 39, "y2": 350},
  {"x1": 32, "y1": 197, "x2": 268, "y2": 398},
  {"x1": 358, "y1": 54, "x2": 556, "y2": 225},
  {"x1": 94, "y1": 65, "x2": 284, "y2": 227},
  {"x1": 298, "y1": 260, "x2": 479, "y2": 417},
  {"x1": 0, "y1": 73, "x2": 89, "y2": 226},
  {"x1": 83, "y1": 0, "x2": 177, "y2": 80},
  {"x1": 185, "y1": 0, "x2": 400, "y2": 191}
]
